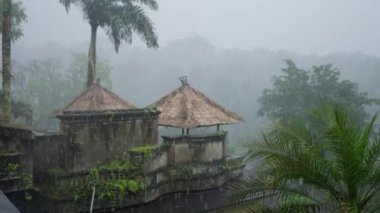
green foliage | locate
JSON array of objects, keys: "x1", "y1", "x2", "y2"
[
  {"x1": 72, "y1": 159, "x2": 143, "y2": 202},
  {"x1": 96, "y1": 179, "x2": 142, "y2": 200},
  {"x1": 0, "y1": 160, "x2": 34, "y2": 199},
  {"x1": 65, "y1": 53, "x2": 112, "y2": 91},
  {"x1": 24, "y1": 191, "x2": 32, "y2": 201},
  {"x1": 21, "y1": 174, "x2": 33, "y2": 187},
  {"x1": 98, "y1": 159, "x2": 133, "y2": 172},
  {"x1": 47, "y1": 167, "x2": 66, "y2": 177},
  {"x1": 258, "y1": 60, "x2": 379, "y2": 124},
  {"x1": 232, "y1": 105, "x2": 380, "y2": 212},
  {"x1": 0, "y1": 161, "x2": 20, "y2": 177},
  {"x1": 128, "y1": 145, "x2": 158, "y2": 155},
  {"x1": 0, "y1": 0, "x2": 27, "y2": 41},
  {"x1": 21, "y1": 174, "x2": 35, "y2": 200},
  {"x1": 0, "y1": 90, "x2": 32, "y2": 124},
  {"x1": 6, "y1": 163, "x2": 19, "y2": 173}
]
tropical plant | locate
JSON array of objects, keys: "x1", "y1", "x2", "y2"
[
  {"x1": 1, "y1": 0, "x2": 12, "y2": 122},
  {"x1": 72, "y1": 164, "x2": 144, "y2": 202},
  {"x1": 232, "y1": 105, "x2": 380, "y2": 212},
  {"x1": 258, "y1": 60, "x2": 379, "y2": 124},
  {"x1": 0, "y1": 0, "x2": 26, "y2": 41},
  {"x1": 59, "y1": 0, "x2": 159, "y2": 88},
  {"x1": 0, "y1": 0, "x2": 26, "y2": 122}
]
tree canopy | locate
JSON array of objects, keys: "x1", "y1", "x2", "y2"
[
  {"x1": 0, "y1": 0, "x2": 26, "y2": 41},
  {"x1": 12, "y1": 53, "x2": 112, "y2": 128},
  {"x1": 0, "y1": 90, "x2": 32, "y2": 124},
  {"x1": 258, "y1": 60, "x2": 379, "y2": 123},
  {"x1": 59, "y1": 0, "x2": 158, "y2": 87}
]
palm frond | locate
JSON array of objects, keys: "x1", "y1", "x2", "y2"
[
  {"x1": 232, "y1": 104, "x2": 380, "y2": 212},
  {"x1": 363, "y1": 142, "x2": 380, "y2": 174},
  {"x1": 59, "y1": 0, "x2": 78, "y2": 12},
  {"x1": 129, "y1": 7, "x2": 158, "y2": 48},
  {"x1": 102, "y1": 2, "x2": 158, "y2": 52},
  {"x1": 363, "y1": 191, "x2": 380, "y2": 213},
  {"x1": 59, "y1": 0, "x2": 158, "y2": 52},
  {"x1": 132, "y1": 0, "x2": 158, "y2": 10},
  {"x1": 324, "y1": 107, "x2": 365, "y2": 185}
]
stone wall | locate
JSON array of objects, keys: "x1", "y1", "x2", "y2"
[
  {"x1": 1, "y1": 119, "x2": 245, "y2": 212},
  {"x1": 37, "y1": 154, "x2": 243, "y2": 212},
  {"x1": 1, "y1": 109, "x2": 160, "y2": 189},
  {"x1": 0, "y1": 125, "x2": 34, "y2": 193},
  {"x1": 162, "y1": 132, "x2": 227, "y2": 165},
  {"x1": 32, "y1": 134, "x2": 72, "y2": 183},
  {"x1": 116, "y1": 131, "x2": 243, "y2": 209},
  {"x1": 13, "y1": 160, "x2": 244, "y2": 213},
  {"x1": 57, "y1": 109, "x2": 159, "y2": 172},
  {"x1": 141, "y1": 147, "x2": 169, "y2": 172}
]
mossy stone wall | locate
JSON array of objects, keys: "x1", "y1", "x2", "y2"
[
  {"x1": 0, "y1": 125, "x2": 34, "y2": 192},
  {"x1": 58, "y1": 110, "x2": 159, "y2": 172},
  {"x1": 162, "y1": 132, "x2": 227, "y2": 165},
  {"x1": 33, "y1": 134, "x2": 72, "y2": 182}
]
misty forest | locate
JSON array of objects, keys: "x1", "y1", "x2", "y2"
[{"x1": 1, "y1": 0, "x2": 380, "y2": 213}]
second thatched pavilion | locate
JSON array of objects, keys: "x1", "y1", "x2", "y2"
[
  {"x1": 151, "y1": 76, "x2": 244, "y2": 164},
  {"x1": 152, "y1": 76, "x2": 244, "y2": 135}
]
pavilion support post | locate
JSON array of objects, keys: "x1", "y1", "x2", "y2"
[
  {"x1": 186, "y1": 128, "x2": 189, "y2": 135},
  {"x1": 217, "y1": 124, "x2": 220, "y2": 132},
  {"x1": 182, "y1": 128, "x2": 184, "y2": 136}
]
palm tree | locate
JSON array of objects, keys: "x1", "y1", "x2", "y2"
[
  {"x1": 231, "y1": 105, "x2": 380, "y2": 212},
  {"x1": 1, "y1": 0, "x2": 27, "y2": 123},
  {"x1": 59, "y1": 0, "x2": 159, "y2": 88},
  {"x1": 1, "y1": 0, "x2": 12, "y2": 122}
]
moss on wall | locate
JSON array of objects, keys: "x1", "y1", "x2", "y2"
[
  {"x1": 41, "y1": 157, "x2": 145, "y2": 203},
  {"x1": 59, "y1": 112, "x2": 159, "y2": 172}
]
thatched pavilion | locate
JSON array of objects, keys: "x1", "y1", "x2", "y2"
[
  {"x1": 55, "y1": 80, "x2": 159, "y2": 171},
  {"x1": 56, "y1": 79, "x2": 135, "y2": 114},
  {"x1": 152, "y1": 76, "x2": 244, "y2": 135}
]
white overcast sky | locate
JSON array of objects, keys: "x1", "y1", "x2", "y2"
[{"x1": 18, "y1": 0, "x2": 380, "y2": 56}]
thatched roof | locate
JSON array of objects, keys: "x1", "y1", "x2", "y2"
[
  {"x1": 151, "y1": 77, "x2": 244, "y2": 128},
  {"x1": 56, "y1": 81, "x2": 135, "y2": 114}
]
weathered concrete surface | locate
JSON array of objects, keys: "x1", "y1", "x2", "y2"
[
  {"x1": 142, "y1": 149, "x2": 168, "y2": 172},
  {"x1": 20, "y1": 158, "x2": 243, "y2": 213},
  {"x1": 57, "y1": 109, "x2": 159, "y2": 172},
  {"x1": 173, "y1": 143, "x2": 192, "y2": 163},
  {"x1": 192, "y1": 141, "x2": 224, "y2": 162},
  {"x1": 0, "y1": 125, "x2": 34, "y2": 193},
  {"x1": 33, "y1": 134, "x2": 72, "y2": 183},
  {"x1": 162, "y1": 132, "x2": 227, "y2": 165},
  {"x1": 114, "y1": 184, "x2": 233, "y2": 213}
]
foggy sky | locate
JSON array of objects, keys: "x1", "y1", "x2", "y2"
[{"x1": 18, "y1": 0, "x2": 380, "y2": 56}]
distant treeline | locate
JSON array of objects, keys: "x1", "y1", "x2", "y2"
[{"x1": 11, "y1": 35, "x2": 380, "y2": 142}]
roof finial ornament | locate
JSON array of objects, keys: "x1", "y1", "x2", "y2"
[{"x1": 179, "y1": 76, "x2": 188, "y2": 86}]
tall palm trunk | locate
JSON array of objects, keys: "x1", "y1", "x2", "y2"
[
  {"x1": 2, "y1": 0, "x2": 12, "y2": 122},
  {"x1": 87, "y1": 24, "x2": 97, "y2": 88}
]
